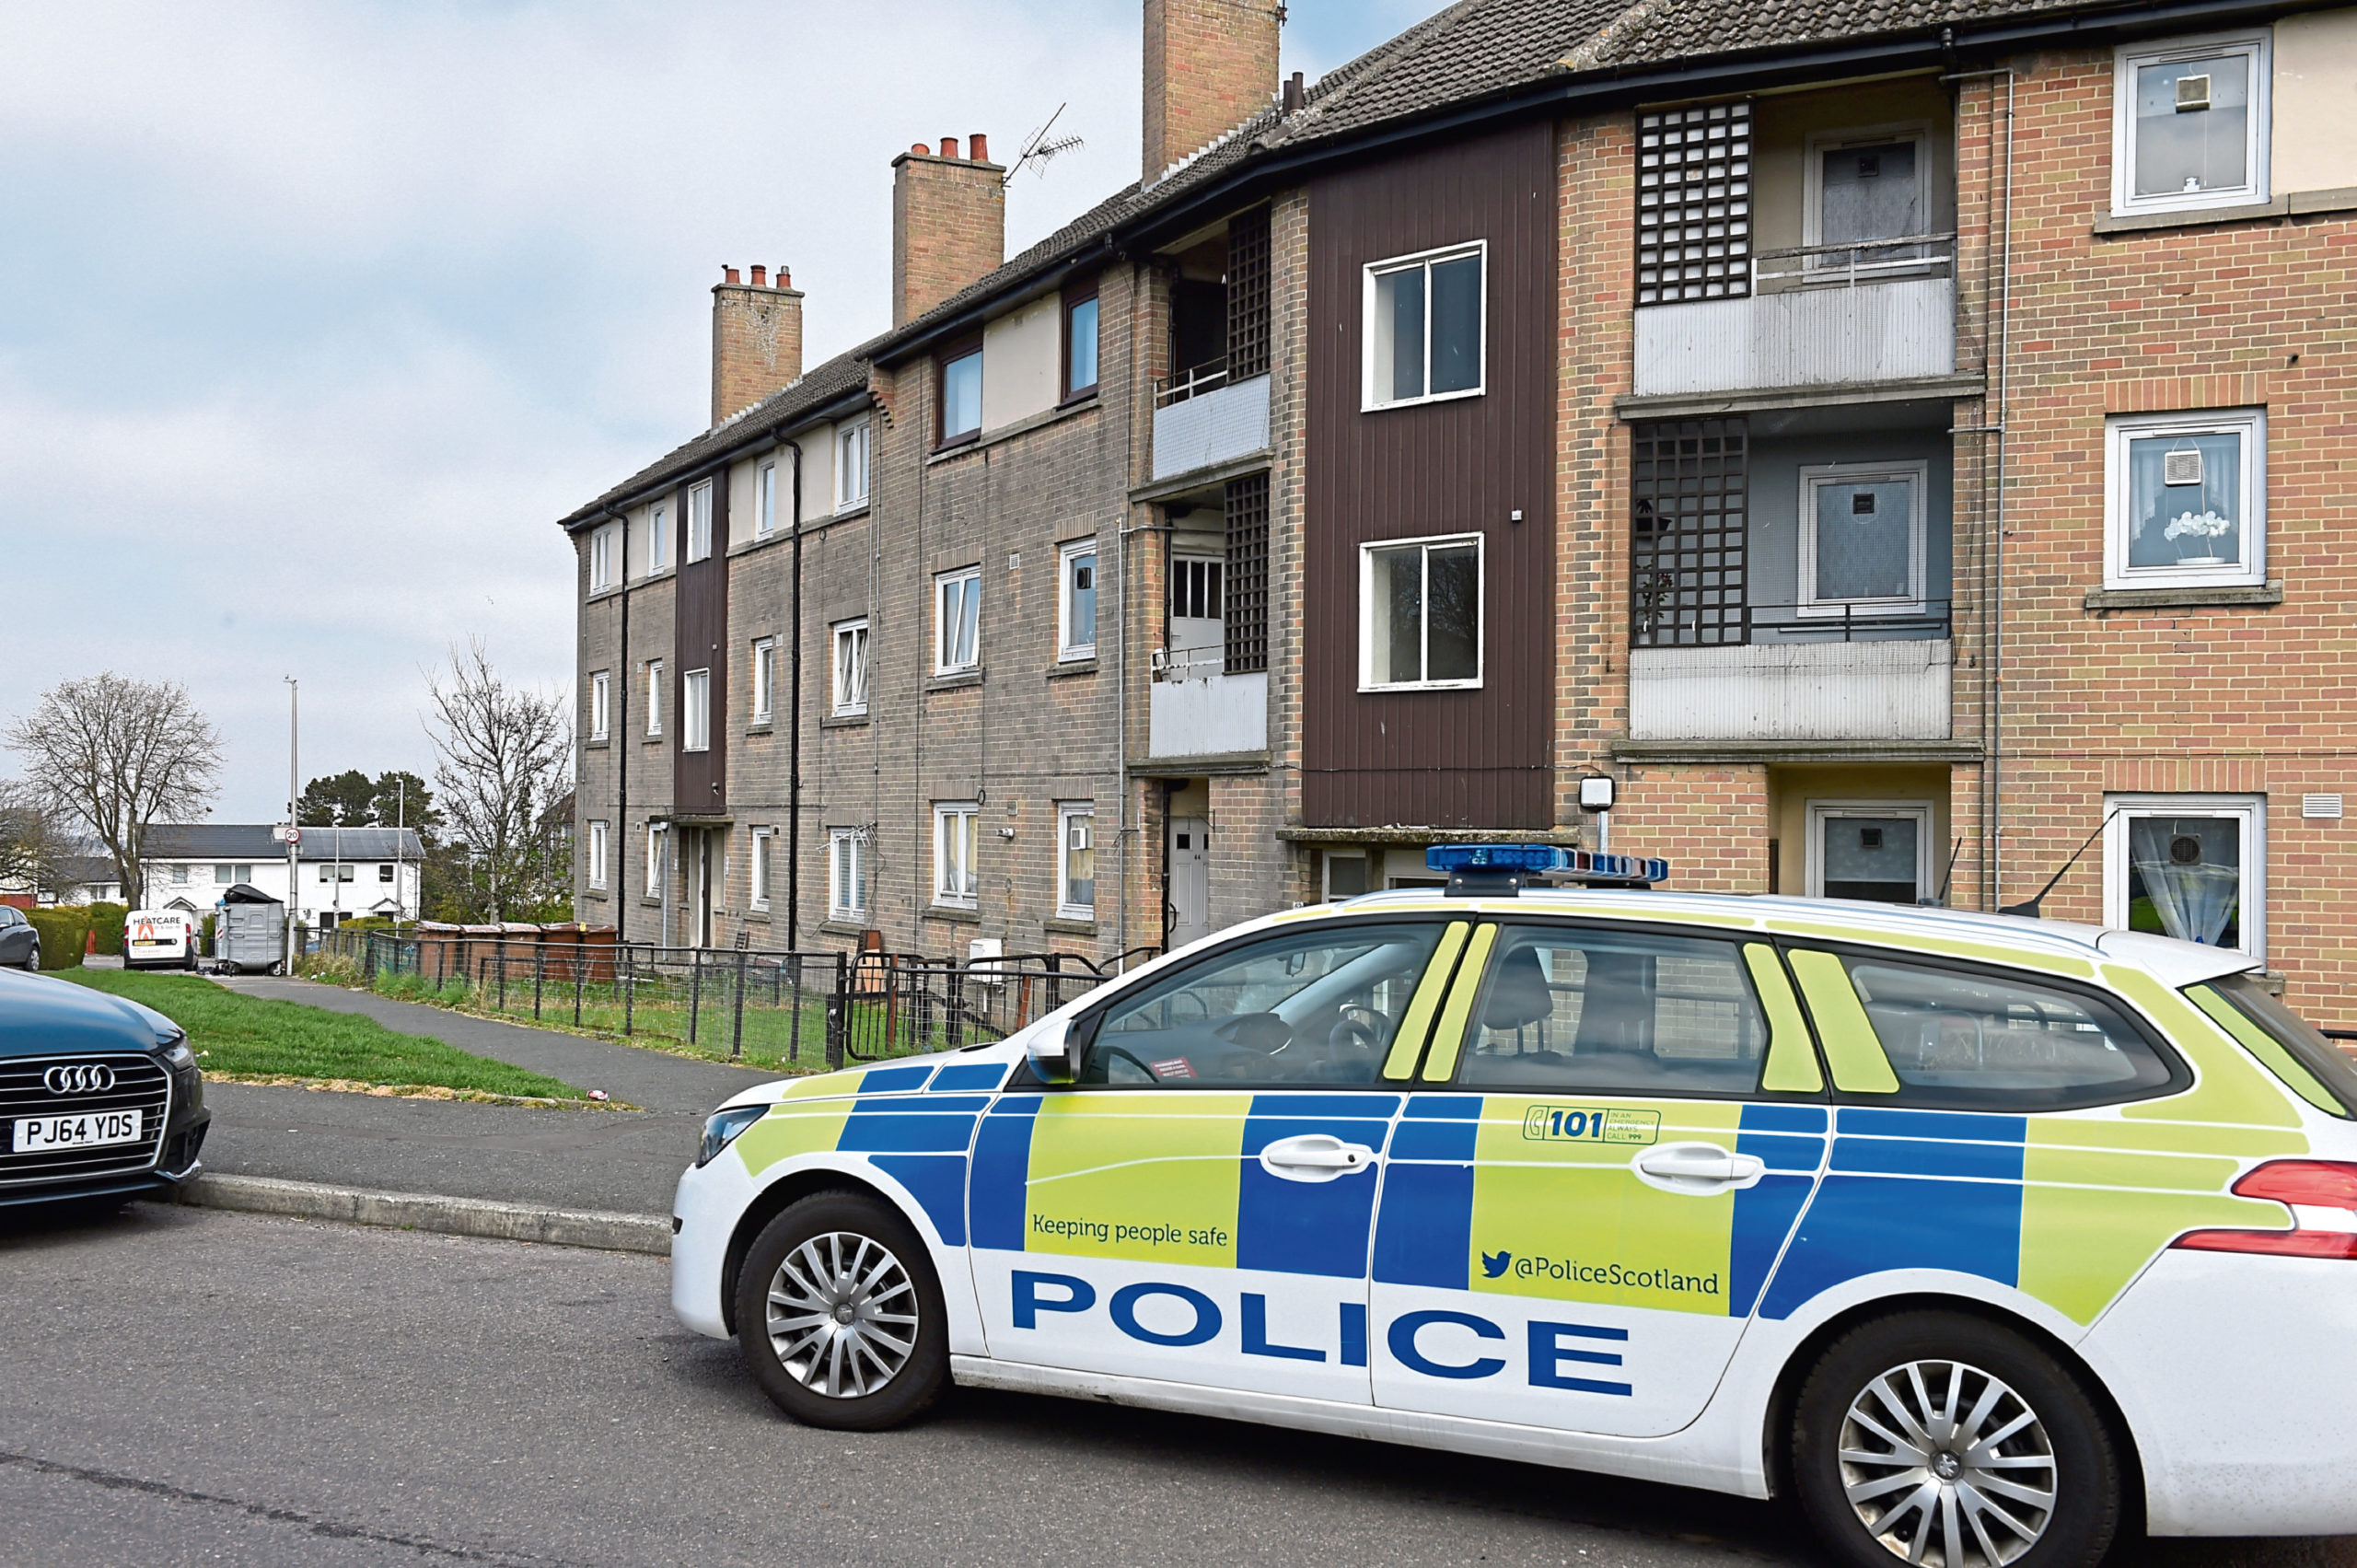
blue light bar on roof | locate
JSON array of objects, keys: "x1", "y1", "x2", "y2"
[{"x1": 1424, "y1": 844, "x2": 1669, "y2": 886}]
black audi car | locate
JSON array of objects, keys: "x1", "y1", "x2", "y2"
[{"x1": 0, "y1": 967, "x2": 209, "y2": 1213}]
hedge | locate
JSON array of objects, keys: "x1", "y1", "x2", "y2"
[
  {"x1": 26, "y1": 907, "x2": 87, "y2": 970},
  {"x1": 86, "y1": 900, "x2": 128, "y2": 956}
]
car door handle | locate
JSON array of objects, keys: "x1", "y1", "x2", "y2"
[
  {"x1": 1260, "y1": 1133, "x2": 1376, "y2": 1184},
  {"x1": 1631, "y1": 1142, "x2": 1767, "y2": 1195}
]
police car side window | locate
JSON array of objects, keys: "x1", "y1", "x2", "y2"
[
  {"x1": 1081, "y1": 922, "x2": 1447, "y2": 1087},
  {"x1": 1841, "y1": 956, "x2": 2180, "y2": 1110},
  {"x1": 1456, "y1": 925, "x2": 1770, "y2": 1096}
]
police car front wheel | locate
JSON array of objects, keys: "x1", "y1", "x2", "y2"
[
  {"x1": 733, "y1": 1191, "x2": 948, "y2": 1431},
  {"x1": 1793, "y1": 1311, "x2": 2121, "y2": 1568}
]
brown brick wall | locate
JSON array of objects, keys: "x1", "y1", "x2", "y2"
[
  {"x1": 1142, "y1": 0, "x2": 1280, "y2": 181},
  {"x1": 710, "y1": 270, "x2": 804, "y2": 427},
  {"x1": 892, "y1": 145, "x2": 1005, "y2": 328}
]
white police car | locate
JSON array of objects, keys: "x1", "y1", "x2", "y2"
[{"x1": 673, "y1": 846, "x2": 2357, "y2": 1567}]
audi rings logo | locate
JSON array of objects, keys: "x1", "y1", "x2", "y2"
[{"x1": 44, "y1": 1063, "x2": 115, "y2": 1095}]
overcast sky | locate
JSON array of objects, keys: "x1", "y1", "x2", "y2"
[{"x1": 0, "y1": 0, "x2": 1450, "y2": 824}]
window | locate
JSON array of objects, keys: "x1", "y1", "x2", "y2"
[
  {"x1": 1456, "y1": 925, "x2": 1770, "y2": 1096},
  {"x1": 682, "y1": 668, "x2": 711, "y2": 751},
  {"x1": 832, "y1": 620, "x2": 871, "y2": 715},
  {"x1": 587, "y1": 821, "x2": 609, "y2": 890},
  {"x1": 1063, "y1": 290, "x2": 1100, "y2": 400},
  {"x1": 749, "y1": 639, "x2": 774, "y2": 726},
  {"x1": 940, "y1": 343, "x2": 982, "y2": 444},
  {"x1": 647, "y1": 504, "x2": 669, "y2": 575},
  {"x1": 2113, "y1": 33, "x2": 2270, "y2": 215},
  {"x1": 934, "y1": 804, "x2": 980, "y2": 907},
  {"x1": 1082, "y1": 921, "x2": 1449, "y2": 1087},
  {"x1": 1323, "y1": 852, "x2": 1370, "y2": 900},
  {"x1": 1361, "y1": 534, "x2": 1481, "y2": 690},
  {"x1": 1058, "y1": 540, "x2": 1097, "y2": 660},
  {"x1": 1832, "y1": 953, "x2": 2183, "y2": 1111},
  {"x1": 589, "y1": 670, "x2": 610, "y2": 740},
  {"x1": 1798, "y1": 462, "x2": 1928, "y2": 613},
  {"x1": 377, "y1": 864, "x2": 393, "y2": 883},
  {"x1": 646, "y1": 823, "x2": 667, "y2": 897},
  {"x1": 1363, "y1": 241, "x2": 1484, "y2": 409},
  {"x1": 1804, "y1": 127, "x2": 1932, "y2": 270},
  {"x1": 935, "y1": 569, "x2": 981, "y2": 674},
  {"x1": 235, "y1": 865, "x2": 252, "y2": 883},
  {"x1": 827, "y1": 829, "x2": 868, "y2": 920},
  {"x1": 756, "y1": 460, "x2": 776, "y2": 538},
  {"x1": 588, "y1": 525, "x2": 617, "y2": 592},
  {"x1": 837, "y1": 420, "x2": 870, "y2": 511},
  {"x1": 1807, "y1": 801, "x2": 1934, "y2": 904},
  {"x1": 645, "y1": 660, "x2": 664, "y2": 737},
  {"x1": 685, "y1": 480, "x2": 713, "y2": 563},
  {"x1": 319, "y1": 864, "x2": 354, "y2": 884},
  {"x1": 749, "y1": 827, "x2": 772, "y2": 912},
  {"x1": 2105, "y1": 795, "x2": 2266, "y2": 960},
  {"x1": 2105, "y1": 409, "x2": 2265, "y2": 589},
  {"x1": 214, "y1": 865, "x2": 234, "y2": 885},
  {"x1": 1057, "y1": 805, "x2": 1096, "y2": 919}
]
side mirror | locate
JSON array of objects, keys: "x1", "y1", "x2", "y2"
[{"x1": 1028, "y1": 1016, "x2": 1079, "y2": 1084}]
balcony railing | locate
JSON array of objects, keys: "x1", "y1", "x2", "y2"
[
  {"x1": 1751, "y1": 232, "x2": 1957, "y2": 290},
  {"x1": 1150, "y1": 365, "x2": 1271, "y2": 482},
  {"x1": 1156, "y1": 358, "x2": 1230, "y2": 407},
  {"x1": 1631, "y1": 597, "x2": 1954, "y2": 649},
  {"x1": 1628, "y1": 631, "x2": 1955, "y2": 743}
]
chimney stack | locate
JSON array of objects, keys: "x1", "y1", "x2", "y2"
[
  {"x1": 890, "y1": 134, "x2": 1005, "y2": 328},
  {"x1": 1143, "y1": 0, "x2": 1282, "y2": 183},
  {"x1": 710, "y1": 262, "x2": 805, "y2": 426}
]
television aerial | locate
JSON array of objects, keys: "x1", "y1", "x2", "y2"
[{"x1": 1004, "y1": 103, "x2": 1085, "y2": 186}]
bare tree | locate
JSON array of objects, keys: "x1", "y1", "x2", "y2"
[
  {"x1": 0, "y1": 780, "x2": 67, "y2": 891},
  {"x1": 6, "y1": 674, "x2": 223, "y2": 905},
  {"x1": 424, "y1": 639, "x2": 573, "y2": 922}
]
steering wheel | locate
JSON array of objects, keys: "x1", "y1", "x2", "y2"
[
  {"x1": 1213, "y1": 1012, "x2": 1294, "y2": 1054},
  {"x1": 1095, "y1": 1045, "x2": 1164, "y2": 1084},
  {"x1": 1328, "y1": 1005, "x2": 1389, "y2": 1055}
]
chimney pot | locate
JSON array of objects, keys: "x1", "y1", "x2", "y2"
[
  {"x1": 1283, "y1": 71, "x2": 1305, "y2": 113},
  {"x1": 911, "y1": 141, "x2": 930, "y2": 156},
  {"x1": 749, "y1": 264, "x2": 767, "y2": 286},
  {"x1": 778, "y1": 266, "x2": 791, "y2": 289},
  {"x1": 939, "y1": 136, "x2": 958, "y2": 159},
  {"x1": 723, "y1": 265, "x2": 741, "y2": 285},
  {"x1": 969, "y1": 132, "x2": 989, "y2": 162}
]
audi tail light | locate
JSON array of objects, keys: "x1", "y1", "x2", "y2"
[{"x1": 2173, "y1": 1160, "x2": 2357, "y2": 1260}]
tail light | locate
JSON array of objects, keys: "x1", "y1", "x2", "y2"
[{"x1": 2173, "y1": 1160, "x2": 2357, "y2": 1260}]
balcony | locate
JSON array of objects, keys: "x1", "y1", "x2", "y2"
[
  {"x1": 1147, "y1": 648, "x2": 1266, "y2": 761},
  {"x1": 1151, "y1": 363, "x2": 1270, "y2": 482},
  {"x1": 1632, "y1": 236, "x2": 1956, "y2": 401},
  {"x1": 1629, "y1": 618, "x2": 1953, "y2": 743}
]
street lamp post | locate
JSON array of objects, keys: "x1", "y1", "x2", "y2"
[{"x1": 284, "y1": 676, "x2": 298, "y2": 973}]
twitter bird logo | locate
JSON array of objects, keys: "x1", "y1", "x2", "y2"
[{"x1": 1480, "y1": 1249, "x2": 1512, "y2": 1279}]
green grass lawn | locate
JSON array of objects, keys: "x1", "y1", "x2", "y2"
[{"x1": 64, "y1": 970, "x2": 588, "y2": 1101}]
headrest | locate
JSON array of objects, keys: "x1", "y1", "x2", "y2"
[{"x1": 1482, "y1": 946, "x2": 1556, "y2": 1030}]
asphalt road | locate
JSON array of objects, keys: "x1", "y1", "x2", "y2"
[{"x1": 6, "y1": 1205, "x2": 2353, "y2": 1568}]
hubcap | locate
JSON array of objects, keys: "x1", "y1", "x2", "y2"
[
  {"x1": 763, "y1": 1230, "x2": 920, "y2": 1400},
  {"x1": 1838, "y1": 1358, "x2": 2058, "y2": 1567}
]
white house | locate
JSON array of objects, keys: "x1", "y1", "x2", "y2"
[{"x1": 141, "y1": 825, "x2": 425, "y2": 929}]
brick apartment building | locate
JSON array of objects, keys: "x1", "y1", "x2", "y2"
[{"x1": 563, "y1": 0, "x2": 2357, "y2": 1019}]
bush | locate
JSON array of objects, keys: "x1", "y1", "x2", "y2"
[
  {"x1": 26, "y1": 907, "x2": 87, "y2": 970},
  {"x1": 437, "y1": 976, "x2": 473, "y2": 1007},
  {"x1": 85, "y1": 901, "x2": 129, "y2": 956},
  {"x1": 294, "y1": 951, "x2": 362, "y2": 985},
  {"x1": 374, "y1": 970, "x2": 432, "y2": 1001}
]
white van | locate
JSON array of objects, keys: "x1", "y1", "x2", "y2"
[{"x1": 122, "y1": 909, "x2": 197, "y2": 971}]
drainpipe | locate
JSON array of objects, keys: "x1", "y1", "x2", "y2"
[
  {"x1": 785, "y1": 439, "x2": 805, "y2": 951},
  {"x1": 601, "y1": 503, "x2": 631, "y2": 941}
]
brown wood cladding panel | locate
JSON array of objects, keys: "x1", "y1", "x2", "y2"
[
  {"x1": 1303, "y1": 122, "x2": 1555, "y2": 830},
  {"x1": 673, "y1": 473, "x2": 729, "y2": 812}
]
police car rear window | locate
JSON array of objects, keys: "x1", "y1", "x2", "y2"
[{"x1": 1842, "y1": 957, "x2": 2178, "y2": 1111}]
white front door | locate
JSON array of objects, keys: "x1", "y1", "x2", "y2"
[{"x1": 1167, "y1": 817, "x2": 1210, "y2": 951}]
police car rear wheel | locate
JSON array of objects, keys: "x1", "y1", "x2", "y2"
[
  {"x1": 734, "y1": 1192, "x2": 946, "y2": 1431},
  {"x1": 1794, "y1": 1312, "x2": 2119, "y2": 1568}
]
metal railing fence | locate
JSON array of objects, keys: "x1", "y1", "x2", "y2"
[{"x1": 314, "y1": 928, "x2": 1155, "y2": 1070}]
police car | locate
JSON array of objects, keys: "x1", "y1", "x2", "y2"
[{"x1": 672, "y1": 846, "x2": 2357, "y2": 1567}]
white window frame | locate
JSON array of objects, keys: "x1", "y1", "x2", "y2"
[
  {"x1": 1805, "y1": 799, "x2": 1935, "y2": 901},
  {"x1": 1056, "y1": 803, "x2": 1097, "y2": 920},
  {"x1": 1800, "y1": 122, "x2": 1935, "y2": 261},
  {"x1": 587, "y1": 820, "x2": 609, "y2": 890},
  {"x1": 1797, "y1": 459, "x2": 1931, "y2": 615},
  {"x1": 1360, "y1": 239, "x2": 1488, "y2": 412},
  {"x1": 2111, "y1": 31, "x2": 2271, "y2": 217},
  {"x1": 589, "y1": 670, "x2": 610, "y2": 741},
  {"x1": 933, "y1": 803, "x2": 980, "y2": 909},
  {"x1": 935, "y1": 568, "x2": 981, "y2": 675},
  {"x1": 2103, "y1": 407, "x2": 2267, "y2": 591},
  {"x1": 750, "y1": 638, "x2": 774, "y2": 725},
  {"x1": 829, "y1": 828, "x2": 867, "y2": 920},
  {"x1": 685, "y1": 480, "x2": 714, "y2": 563},
  {"x1": 836, "y1": 419, "x2": 871, "y2": 512},
  {"x1": 756, "y1": 460, "x2": 776, "y2": 539},
  {"x1": 749, "y1": 827, "x2": 773, "y2": 912},
  {"x1": 682, "y1": 668, "x2": 711, "y2": 752},
  {"x1": 1322, "y1": 851, "x2": 1372, "y2": 901},
  {"x1": 645, "y1": 659, "x2": 664, "y2": 738},
  {"x1": 645, "y1": 823, "x2": 667, "y2": 898},
  {"x1": 1357, "y1": 531, "x2": 1485, "y2": 691},
  {"x1": 2103, "y1": 793, "x2": 2267, "y2": 961},
  {"x1": 832, "y1": 619, "x2": 871, "y2": 716},
  {"x1": 647, "y1": 504, "x2": 669, "y2": 575},
  {"x1": 1057, "y1": 539, "x2": 1098, "y2": 661},
  {"x1": 588, "y1": 525, "x2": 616, "y2": 592}
]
